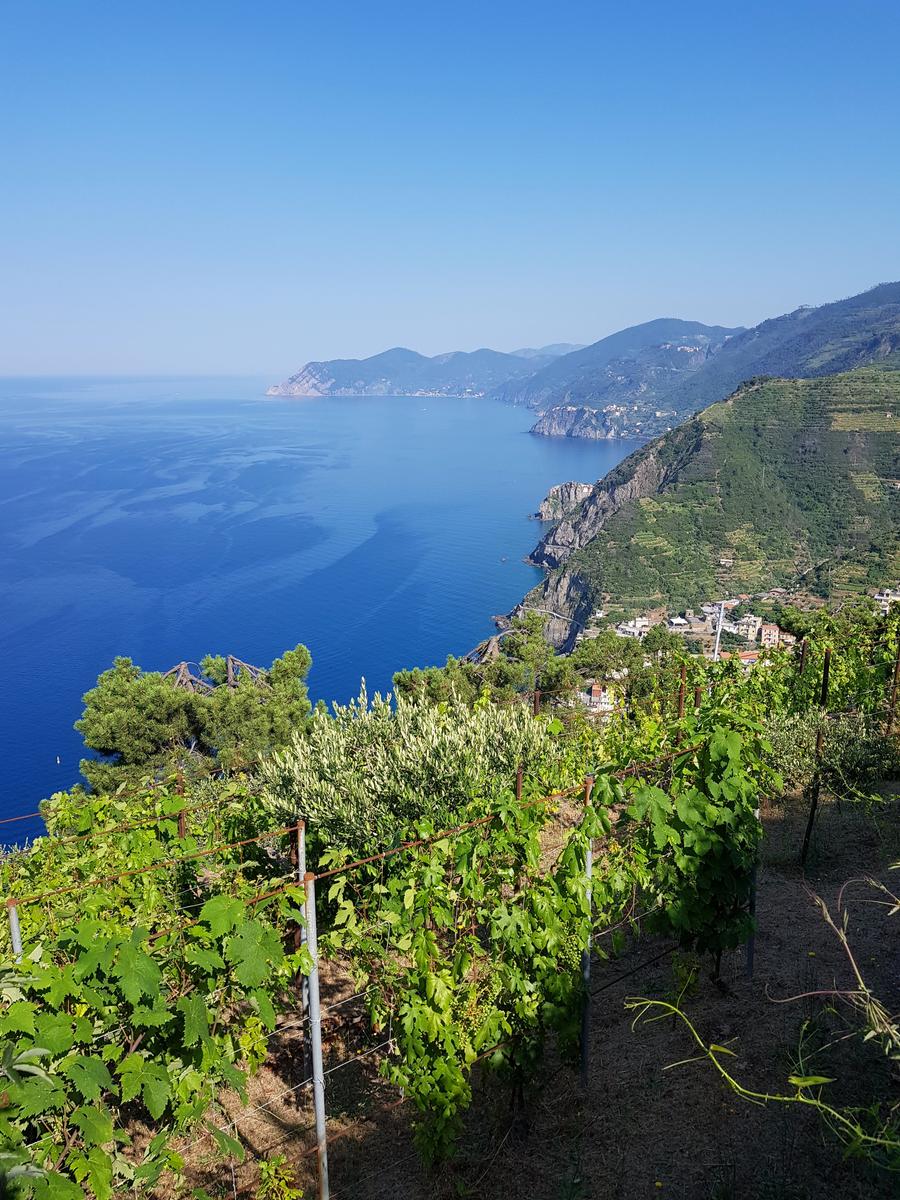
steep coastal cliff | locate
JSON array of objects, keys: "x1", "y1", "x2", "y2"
[
  {"x1": 529, "y1": 424, "x2": 702, "y2": 570},
  {"x1": 533, "y1": 481, "x2": 593, "y2": 521},
  {"x1": 530, "y1": 407, "x2": 615, "y2": 439}
]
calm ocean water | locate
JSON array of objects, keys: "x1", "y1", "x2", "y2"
[{"x1": 0, "y1": 376, "x2": 640, "y2": 838}]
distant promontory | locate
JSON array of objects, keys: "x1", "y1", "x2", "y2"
[{"x1": 266, "y1": 344, "x2": 583, "y2": 398}]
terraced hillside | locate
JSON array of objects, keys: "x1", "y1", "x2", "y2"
[
  {"x1": 519, "y1": 366, "x2": 900, "y2": 641},
  {"x1": 660, "y1": 281, "x2": 900, "y2": 419}
]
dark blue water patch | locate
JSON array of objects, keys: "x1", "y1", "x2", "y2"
[{"x1": 0, "y1": 377, "x2": 641, "y2": 839}]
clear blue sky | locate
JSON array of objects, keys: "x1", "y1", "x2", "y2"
[{"x1": 2, "y1": 0, "x2": 899, "y2": 376}]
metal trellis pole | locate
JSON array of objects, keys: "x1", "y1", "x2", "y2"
[
  {"x1": 297, "y1": 820, "x2": 311, "y2": 1080},
  {"x1": 580, "y1": 774, "x2": 595, "y2": 1091},
  {"x1": 712, "y1": 601, "x2": 726, "y2": 662},
  {"x1": 303, "y1": 871, "x2": 330, "y2": 1200},
  {"x1": 7, "y1": 900, "x2": 23, "y2": 962}
]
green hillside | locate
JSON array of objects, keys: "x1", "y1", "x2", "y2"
[
  {"x1": 662, "y1": 281, "x2": 900, "y2": 418},
  {"x1": 562, "y1": 365, "x2": 900, "y2": 614}
]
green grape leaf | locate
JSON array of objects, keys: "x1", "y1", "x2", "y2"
[
  {"x1": 199, "y1": 895, "x2": 244, "y2": 937},
  {"x1": 33, "y1": 1013, "x2": 77, "y2": 1055},
  {"x1": 117, "y1": 1053, "x2": 144, "y2": 1103},
  {"x1": 0, "y1": 1001, "x2": 36, "y2": 1035},
  {"x1": 59, "y1": 1055, "x2": 114, "y2": 1102},
  {"x1": 71, "y1": 1104, "x2": 114, "y2": 1146},
  {"x1": 184, "y1": 944, "x2": 225, "y2": 972},
  {"x1": 130, "y1": 1005, "x2": 173, "y2": 1029},
  {"x1": 70, "y1": 1142, "x2": 113, "y2": 1200},
  {"x1": 224, "y1": 921, "x2": 283, "y2": 987},
  {"x1": 177, "y1": 994, "x2": 210, "y2": 1047},
  {"x1": 113, "y1": 941, "x2": 162, "y2": 1007},
  {"x1": 10, "y1": 1074, "x2": 67, "y2": 1117},
  {"x1": 252, "y1": 989, "x2": 276, "y2": 1030},
  {"x1": 208, "y1": 1122, "x2": 244, "y2": 1161},
  {"x1": 141, "y1": 1065, "x2": 171, "y2": 1119}
]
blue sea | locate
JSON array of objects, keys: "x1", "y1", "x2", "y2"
[{"x1": 0, "y1": 376, "x2": 640, "y2": 838}]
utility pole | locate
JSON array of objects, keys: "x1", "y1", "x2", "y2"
[{"x1": 712, "y1": 600, "x2": 726, "y2": 662}]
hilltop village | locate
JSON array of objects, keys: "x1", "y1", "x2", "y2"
[{"x1": 567, "y1": 586, "x2": 900, "y2": 714}]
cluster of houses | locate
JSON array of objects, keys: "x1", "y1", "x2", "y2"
[
  {"x1": 610, "y1": 600, "x2": 798, "y2": 652},
  {"x1": 574, "y1": 584, "x2": 898, "y2": 716}
]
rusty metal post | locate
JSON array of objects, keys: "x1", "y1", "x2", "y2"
[
  {"x1": 798, "y1": 638, "x2": 808, "y2": 676},
  {"x1": 886, "y1": 639, "x2": 900, "y2": 735},
  {"x1": 303, "y1": 871, "x2": 329, "y2": 1200},
  {"x1": 693, "y1": 684, "x2": 702, "y2": 711},
  {"x1": 515, "y1": 763, "x2": 523, "y2": 804},
  {"x1": 580, "y1": 774, "x2": 595, "y2": 1091},
  {"x1": 800, "y1": 649, "x2": 832, "y2": 867},
  {"x1": 819, "y1": 647, "x2": 831, "y2": 709},
  {"x1": 677, "y1": 663, "x2": 687, "y2": 720}
]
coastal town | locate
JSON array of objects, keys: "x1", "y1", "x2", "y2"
[{"x1": 572, "y1": 585, "x2": 900, "y2": 714}]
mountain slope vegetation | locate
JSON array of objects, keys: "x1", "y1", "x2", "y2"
[
  {"x1": 660, "y1": 281, "x2": 900, "y2": 419},
  {"x1": 496, "y1": 318, "x2": 739, "y2": 411},
  {"x1": 522, "y1": 364, "x2": 900, "y2": 637}
]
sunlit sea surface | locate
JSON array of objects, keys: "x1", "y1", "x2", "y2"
[{"x1": 0, "y1": 376, "x2": 641, "y2": 837}]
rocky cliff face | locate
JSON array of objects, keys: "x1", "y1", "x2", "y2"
[
  {"x1": 530, "y1": 406, "x2": 615, "y2": 439},
  {"x1": 529, "y1": 434, "x2": 696, "y2": 571},
  {"x1": 267, "y1": 364, "x2": 335, "y2": 396},
  {"x1": 509, "y1": 568, "x2": 594, "y2": 652},
  {"x1": 512, "y1": 421, "x2": 706, "y2": 646},
  {"x1": 533, "y1": 481, "x2": 593, "y2": 521}
]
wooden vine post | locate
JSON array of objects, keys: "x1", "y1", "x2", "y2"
[{"x1": 800, "y1": 647, "x2": 832, "y2": 867}]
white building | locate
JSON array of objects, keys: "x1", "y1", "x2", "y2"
[
  {"x1": 616, "y1": 616, "x2": 651, "y2": 640},
  {"x1": 583, "y1": 680, "x2": 617, "y2": 713},
  {"x1": 874, "y1": 587, "x2": 900, "y2": 615}
]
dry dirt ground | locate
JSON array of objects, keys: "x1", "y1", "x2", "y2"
[{"x1": 174, "y1": 789, "x2": 899, "y2": 1200}]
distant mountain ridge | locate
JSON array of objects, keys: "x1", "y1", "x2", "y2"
[
  {"x1": 497, "y1": 319, "x2": 741, "y2": 411},
  {"x1": 268, "y1": 283, "x2": 900, "y2": 426},
  {"x1": 524, "y1": 282, "x2": 900, "y2": 440},
  {"x1": 267, "y1": 343, "x2": 582, "y2": 397},
  {"x1": 658, "y1": 281, "x2": 900, "y2": 418}
]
